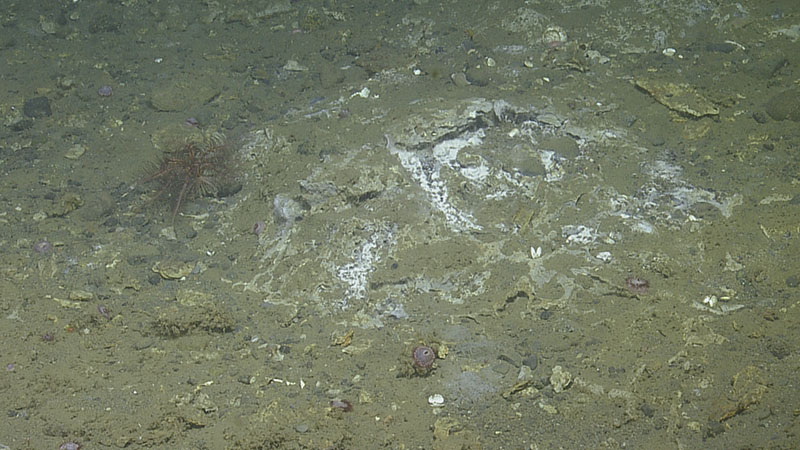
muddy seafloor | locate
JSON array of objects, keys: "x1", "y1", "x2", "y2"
[{"x1": 1, "y1": 0, "x2": 799, "y2": 448}]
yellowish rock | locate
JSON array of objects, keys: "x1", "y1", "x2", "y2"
[
  {"x1": 68, "y1": 289, "x2": 94, "y2": 301},
  {"x1": 176, "y1": 289, "x2": 212, "y2": 306},
  {"x1": 152, "y1": 261, "x2": 195, "y2": 279},
  {"x1": 64, "y1": 144, "x2": 86, "y2": 160},
  {"x1": 635, "y1": 79, "x2": 719, "y2": 118},
  {"x1": 550, "y1": 365, "x2": 572, "y2": 393}
]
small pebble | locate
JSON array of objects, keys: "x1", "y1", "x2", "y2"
[
  {"x1": 523, "y1": 354, "x2": 538, "y2": 371},
  {"x1": 98, "y1": 85, "x2": 113, "y2": 97},
  {"x1": 23, "y1": 96, "x2": 52, "y2": 118}
]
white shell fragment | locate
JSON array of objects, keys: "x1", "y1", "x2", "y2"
[
  {"x1": 692, "y1": 294, "x2": 745, "y2": 315},
  {"x1": 428, "y1": 394, "x2": 445, "y2": 407},
  {"x1": 352, "y1": 87, "x2": 370, "y2": 98},
  {"x1": 283, "y1": 60, "x2": 308, "y2": 72},
  {"x1": 595, "y1": 251, "x2": 612, "y2": 263}
]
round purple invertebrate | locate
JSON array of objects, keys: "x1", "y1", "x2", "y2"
[
  {"x1": 33, "y1": 240, "x2": 53, "y2": 254},
  {"x1": 252, "y1": 220, "x2": 267, "y2": 236},
  {"x1": 412, "y1": 345, "x2": 436, "y2": 369},
  {"x1": 329, "y1": 399, "x2": 353, "y2": 412},
  {"x1": 98, "y1": 85, "x2": 113, "y2": 97},
  {"x1": 98, "y1": 305, "x2": 111, "y2": 320},
  {"x1": 625, "y1": 276, "x2": 649, "y2": 295}
]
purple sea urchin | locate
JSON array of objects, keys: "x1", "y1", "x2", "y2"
[
  {"x1": 412, "y1": 345, "x2": 436, "y2": 369},
  {"x1": 33, "y1": 240, "x2": 53, "y2": 254},
  {"x1": 625, "y1": 276, "x2": 649, "y2": 295}
]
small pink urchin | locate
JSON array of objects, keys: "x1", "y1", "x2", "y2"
[
  {"x1": 625, "y1": 276, "x2": 649, "y2": 294},
  {"x1": 33, "y1": 240, "x2": 53, "y2": 254},
  {"x1": 412, "y1": 345, "x2": 436, "y2": 369}
]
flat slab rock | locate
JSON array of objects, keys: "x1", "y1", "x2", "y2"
[
  {"x1": 150, "y1": 75, "x2": 221, "y2": 112},
  {"x1": 635, "y1": 79, "x2": 719, "y2": 118}
]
